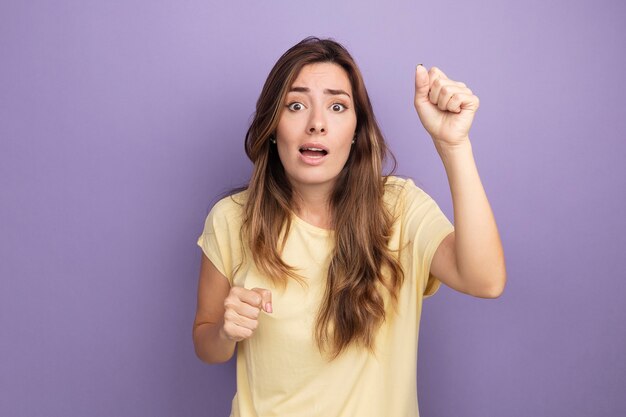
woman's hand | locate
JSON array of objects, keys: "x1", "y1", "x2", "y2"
[
  {"x1": 220, "y1": 287, "x2": 272, "y2": 342},
  {"x1": 413, "y1": 65, "x2": 480, "y2": 149}
]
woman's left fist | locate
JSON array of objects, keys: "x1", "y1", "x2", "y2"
[{"x1": 414, "y1": 65, "x2": 479, "y2": 148}]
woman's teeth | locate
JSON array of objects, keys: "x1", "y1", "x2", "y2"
[{"x1": 299, "y1": 147, "x2": 328, "y2": 157}]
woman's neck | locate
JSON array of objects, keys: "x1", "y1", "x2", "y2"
[{"x1": 291, "y1": 182, "x2": 333, "y2": 230}]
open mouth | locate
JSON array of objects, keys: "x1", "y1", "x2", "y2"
[{"x1": 299, "y1": 146, "x2": 328, "y2": 158}]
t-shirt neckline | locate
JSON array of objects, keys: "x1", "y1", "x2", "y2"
[{"x1": 289, "y1": 211, "x2": 333, "y2": 236}]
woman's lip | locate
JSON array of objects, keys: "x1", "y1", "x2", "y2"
[
  {"x1": 299, "y1": 142, "x2": 329, "y2": 153},
  {"x1": 298, "y1": 151, "x2": 328, "y2": 166}
]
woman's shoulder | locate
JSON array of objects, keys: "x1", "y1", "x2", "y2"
[
  {"x1": 383, "y1": 175, "x2": 415, "y2": 199},
  {"x1": 206, "y1": 188, "x2": 248, "y2": 225},
  {"x1": 383, "y1": 175, "x2": 434, "y2": 212},
  {"x1": 213, "y1": 188, "x2": 248, "y2": 210},
  {"x1": 383, "y1": 175, "x2": 411, "y2": 188},
  {"x1": 383, "y1": 175, "x2": 430, "y2": 197}
]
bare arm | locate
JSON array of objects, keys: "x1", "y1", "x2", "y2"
[
  {"x1": 192, "y1": 253, "x2": 273, "y2": 363},
  {"x1": 430, "y1": 142, "x2": 506, "y2": 298},
  {"x1": 414, "y1": 65, "x2": 506, "y2": 298},
  {"x1": 192, "y1": 254, "x2": 236, "y2": 363}
]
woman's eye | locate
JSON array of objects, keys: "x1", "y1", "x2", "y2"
[
  {"x1": 331, "y1": 103, "x2": 347, "y2": 112},
  {"x1": 287, "y1": 102, "x2": 304, "y2": 111}
]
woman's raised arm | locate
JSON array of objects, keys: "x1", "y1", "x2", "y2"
[{"x1": 414, "y1": 65, "x2": 506, "y2": 297}]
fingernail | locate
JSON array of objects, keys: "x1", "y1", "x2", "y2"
[
  {"x1": 265, "y1": 303, "x2": 272, "y2": 313},
  {"x1": 416, "y1": 63, "x2": 424, "y2": 70}
]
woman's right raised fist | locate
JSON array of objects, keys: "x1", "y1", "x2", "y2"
[{"x1": 220, "y1": 287, "x2": 272, "y2": 342}]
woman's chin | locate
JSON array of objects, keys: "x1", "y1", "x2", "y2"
[{"x1": 286, "y1": 172, "x2": 341, "y2": 189}]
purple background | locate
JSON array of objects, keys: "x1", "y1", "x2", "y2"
[{"x1": 1, "y1": 1, "x2": 625, "y2": 416}]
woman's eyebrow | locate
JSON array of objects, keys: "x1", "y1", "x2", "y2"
[{"x1": 289, "y1": 86, "x2": 351, "y2": 98}]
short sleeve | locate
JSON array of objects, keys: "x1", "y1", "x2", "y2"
[
  {"x1": 401, "y1": 179, "x2": 455, "y2": 298},
  {"x1": 196, "y1": 197, "x2": 243, "y2": 285}
]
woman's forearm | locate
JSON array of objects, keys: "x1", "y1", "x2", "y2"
[
  {"x1": 437, "y1": 139, "x2": 507, "y2": 295},
  {"x1": 193, "y1": 320, "x2": 237, "y2": 364}
]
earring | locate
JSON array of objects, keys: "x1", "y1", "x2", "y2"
[
  {"x1": 270, "y1": 135, "x2": 276, "y2": 144},
  {"x1": 351, "y1": 135, "x2": 356, "y2": 144}
]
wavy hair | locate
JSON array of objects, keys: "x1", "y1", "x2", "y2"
[{"x1": 241, "y1": 36, "x2": 404, "y2": 359}]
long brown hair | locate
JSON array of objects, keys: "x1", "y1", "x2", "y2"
[{"x1": 241, "y1": 36, "x2": 404, "y2": 359}]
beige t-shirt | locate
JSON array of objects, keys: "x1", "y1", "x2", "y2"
[{"x1": 197, "y1": 176, "x2": 455, "y2": 417}]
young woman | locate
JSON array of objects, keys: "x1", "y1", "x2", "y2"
[{"x1": 193, "y1": 36, "x2": 506, "y2": 417}]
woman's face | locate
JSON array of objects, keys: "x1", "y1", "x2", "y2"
[{"x1": 275, "y1": 62, "x2": 357, "y2": 192}]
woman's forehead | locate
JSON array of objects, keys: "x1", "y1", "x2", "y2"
[{"x1": 290, "y1": 62, "x2": 352, "y2": 92}]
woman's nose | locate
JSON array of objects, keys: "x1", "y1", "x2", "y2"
[
  {"x1": 308, "y1": 125, "x2": 326, "y2": 133},
  {"x1": 307, "y1": 107, "x2": 326, "y2": 134}
]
